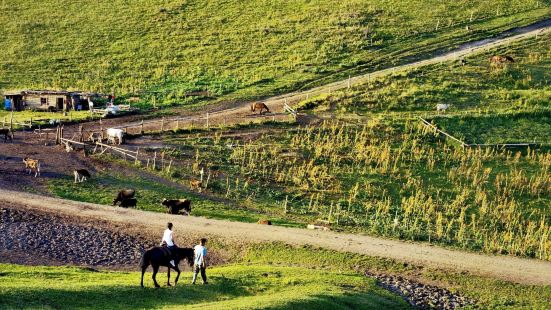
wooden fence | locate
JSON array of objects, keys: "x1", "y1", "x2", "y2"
[{"x1": 418, "y1": 117, "x2": 545, "y2": 149}]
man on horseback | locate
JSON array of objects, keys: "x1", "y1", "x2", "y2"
[
  {"x1": 161, "y1": 222, "x2": 177, "y2": 267},
  {"x1": 192, "y1": 238, "x2": 208, "y2": 284}
]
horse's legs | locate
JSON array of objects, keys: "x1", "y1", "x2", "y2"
[
  {"x1": 152, "y1": 264, "x2": 160, "y2": 288},
  {"x1": 167, "y1": 267, "x2": 171, "y2": 287},
  {"x1": 140, "y1": 263, "x2": 149, "y2": 287},
  {"x1": 174, "y1": 266, "x2": 181, "y2": 286}
]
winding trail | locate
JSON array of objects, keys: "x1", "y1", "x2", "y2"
[{"x1": 1, "y1": 189, "x2": 550, "y2": 286}]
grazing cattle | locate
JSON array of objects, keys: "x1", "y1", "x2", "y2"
[
  {"x1": 251, "y1": 102, "x2": 270, "y2": 115},
  {"x1": 257, "y1": 219, "x2": 272, "y2": 225},
  {"x1": 22, "y1": 157, "x2": 40, "y2": 177},
  {"x1": 106, "y1": 128, "x2": 124, "y2": 145},
  {"x1": 120, "y1": 198, "x2": 137, "y2": 208},
  {"x1": 436, "y1": 104, "x2": 450, "y2": 112},
  {"x1": 161, "y1": 199, "x2": 191, "y2": 215},
  {"x1": 0, "y1": 128, "x2": 13, "y2": 142},
  {"x1": 113, "y1": 189, "x2": 136, "y2": 206},
  {"x1": 490, "y1": 55, "x2": 515, "y2": 65},
  {"x1": 190, "y1": 179, "x2": 202, "y2": 191},
  {"x1": 74, "y1": 169, "x2": 91, "y2": 183}
]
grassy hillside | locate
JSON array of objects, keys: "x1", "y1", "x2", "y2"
[
  {"x1": 0, "y1": 264, "x2": 407, "y2": 309},
  {"x1": 1, "y1": 1, "x2": 550, "y2": 108},
  {"x1": 305, "y1": 33, "x2": 551, "y2": 113}
]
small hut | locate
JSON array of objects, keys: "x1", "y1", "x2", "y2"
[{"x1": 3, "y1": 90, "x2": 104, "y2": 112}]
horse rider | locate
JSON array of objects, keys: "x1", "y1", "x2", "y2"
[
  {"x1": 192, "y1": 238, "x2": 208, "y2": 284},
  {"x1": 161, "y1": 222, "x2": 177, "y2": 267}
]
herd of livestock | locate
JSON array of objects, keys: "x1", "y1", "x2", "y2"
[{"x1": 4, "y1": 122, "x2": 196, "y2": 216}]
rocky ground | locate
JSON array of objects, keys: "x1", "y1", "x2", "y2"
[
  {"x1": 0, "y1": 205, "x2": 477, "y2": 309},
  {"x1": 366, "y1": 271, "x2": 475, "y2": 310},
  {"x1": 0, "y1": 207, "x2": 154, "y2": 269}
]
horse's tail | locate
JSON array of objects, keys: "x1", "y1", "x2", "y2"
[{"x1": 139, "y1": 250, "x2": 151, "y2": 269}]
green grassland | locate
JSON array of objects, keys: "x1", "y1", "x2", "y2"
[
  {"x1": 303, "y1": 33, "x2": 551, "y2": 114},
  {"x1": 430, "y1": 110, "x2": 551, "y2": 145},
  {"x1": 0, "y1": 263, "x2": 407, "y2": 310},
  {"x1": 2, "y1": 242, "x2": 551, "y2": 309},
  {"x1": 48, "y1": 171, "x2": 303, "y2": 227},
  {"x1": 1, "y1": 1, "x2": 550, "y2": 108}
]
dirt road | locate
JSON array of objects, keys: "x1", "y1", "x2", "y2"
[
  {"x1": 57, "y1": 18, "x2": 551, "y2": 137},
  {"x1": 2, "y1": 189, "x2": 550, "y2": 286}
]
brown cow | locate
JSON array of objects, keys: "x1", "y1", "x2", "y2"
[
  {"x1": 0, "y1": 128, "x2": 13, "y2": 142},
  {"x1": 251, "y1": 102, "x2": 270, "y2": 115},
  {"x1": 490, "y1": 55, "x2": 515, "y2": 65},
  {"x1": 113, "y1": 189, "x2": 136, "y2": 206}
]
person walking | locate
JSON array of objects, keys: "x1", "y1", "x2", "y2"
[{"x1": 192, "y1": 238, "x2": 208, "y2": 284}]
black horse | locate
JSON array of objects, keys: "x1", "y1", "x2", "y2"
[{"x1": 139, "y1": 247, "x2": 194, "y2": 288}]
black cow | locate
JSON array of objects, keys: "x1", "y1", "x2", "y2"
[
  {"x1": 113, "y1": 189, "x2": 136, "y2": 206},
  {"x1": 161, "y1": 199, "x2": 191, "y2": 215},
  {"x1": 120, "y1": 198, "x2": 137, "y2": 208}
]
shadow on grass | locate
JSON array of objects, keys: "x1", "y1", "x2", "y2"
[
  {"x1": 262, "y1": 292, "x2": 410, "y2": 310},
  {"x1": 0, "y1": 276, "x2": 248, "y2": 309}
]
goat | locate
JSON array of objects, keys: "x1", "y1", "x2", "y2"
[
  {"x1": 73, "y1": 169, "x2": 91, "y2": 183},
  {"x1": 23, "y1": 157, "x2": 40, "y2": 177},
  {"x1": 106, "y1": 128, "x2": 124, "y2": 145},
  {"x1": 436, "y1": 104, "x2": 450, "y2": 112},
  {"x1": 190, "y1": 179, "x2": 202, "y2": 191}
]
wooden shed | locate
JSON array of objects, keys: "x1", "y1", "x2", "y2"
[{"x1": 3, "y1": 90, "x2": 99, "y2": 112}]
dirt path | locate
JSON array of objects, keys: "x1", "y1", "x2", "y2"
[{"x1": 2, "y1": 189, "x2": 550, "y2": 286}]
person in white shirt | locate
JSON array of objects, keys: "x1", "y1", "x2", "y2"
[
  {"x1": 192, "y1": 238, "x2": 208, "y2": 284},
  {"x1": 160, "y1": 222, "x2": 177, "y2": 267}
]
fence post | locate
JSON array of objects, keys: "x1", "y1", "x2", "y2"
[
  {"x1": 140, "y1": 120, "x2": 144, "y2": 135},
  {"x1": 161, "y1": 117, "x2": 165, "y2": 132},
  {"x1": 10, "y1": 111, "x2": 14, "y2": 131},
  {"x1": 206, "y1": 113, "x2": 209, "y2": 128},
  {"x1": 30, "y1": 117, "x2": 33, "y2": 128},
  {"x1": 135, "y1": 147, "x2": 140, "y2": 165},
  {"x1": 176, "y1": 119, "x2": 179, "y2": 131},
  {"x1": 347, "y1": 75, "x2": 351, "y2": 89}
]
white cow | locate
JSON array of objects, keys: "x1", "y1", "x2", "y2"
[
  {"x1": 436, "y1": 104, "x2": 450, "y2": 112},
  {"x1": 106, "y1": 128, "x2": 124, "y2": 145}
]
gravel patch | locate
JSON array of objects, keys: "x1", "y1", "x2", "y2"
[
  {"x1": 0, "y1": 207, "x2": 152, "y2": 268},
  {"x1": 366, "y1": 271, "x2": 476, "y2": 309}
]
